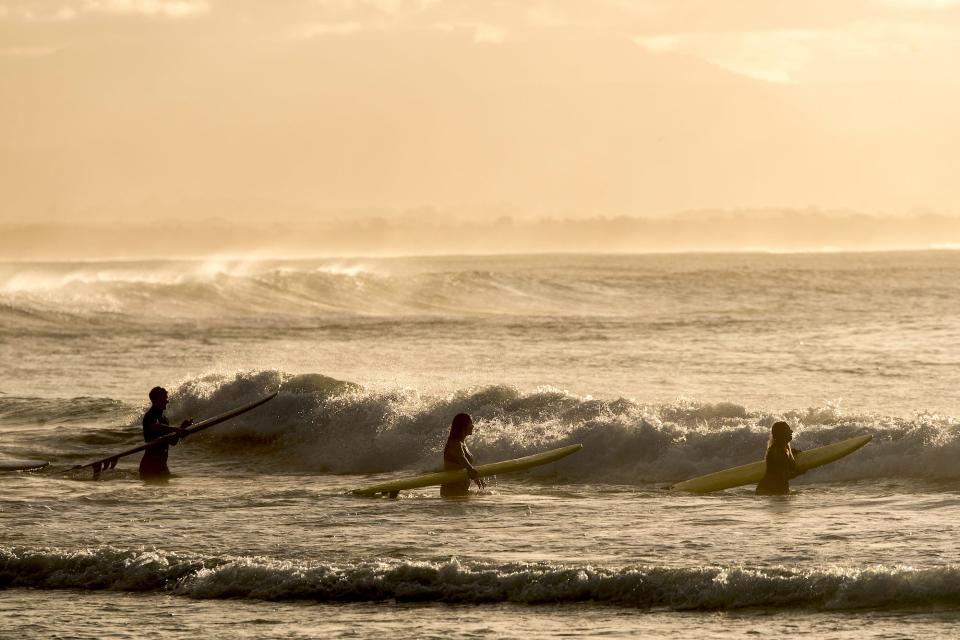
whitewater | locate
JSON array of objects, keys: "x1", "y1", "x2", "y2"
[{"x1": 2, "y1": 252, "x2": 959, "y2": 638}]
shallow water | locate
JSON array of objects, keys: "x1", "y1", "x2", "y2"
[
  {"x1": 4, "y1": 592, "x2": 960, "y2": 640},
  {"x1": 2, "y1": 252, "x2": 959, "y2": 637}
]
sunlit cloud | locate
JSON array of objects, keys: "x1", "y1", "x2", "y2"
[
  {"x1": 0, "y1": 0, "x2": 209, "y2": 20},
  {"x1": 874, "y1": 0, "x2": 960, "y2": 8},
  {"x1": 292, "y1": 15, "x2": 507, "y2": 44},
  {"x1": 635, "y1": 21, "x2": 960, "y2": 84},
  {"x1": 293, "y1": 21, "x2": 366, "y2": 38},
  {"x1": 525, "y1": 4, "x2": 569, "y2": 29},
  {"x1": 435, "y1": 21, "x2": 506, "y2": 43},
  {"x1": 306, "y1": 0, "x2": 440, "y2": 20},
  {"x1": 635, "y1": 30, "x2": 819, "y2": 84},
  {"x1": 308, "y1": 0, "x2": 398, "y2": 7},
  {"x1": 0, "y1": 45, "x2": 63, "y2": 56},
  {"x1": 295, "y1": 0, "x2": 634, "y2": 40},
  {"x1": 472, "y1": 22, "x2": 505, "y2": 43},
  {"x1": 81, "y1": 0, "x2": 210, "y2": 18},
  {"x1": 311, "y1": 0, "x2": 439, "y2": 9},
  {"x1": 290, "y1": 0, "x2": 440, "y2": 39}
]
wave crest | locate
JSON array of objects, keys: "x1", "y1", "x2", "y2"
[
  {"x1": 13, "y1": 369, "x2": 960, "y2": 485},
  {"x1": 2, "y1": 546, "x2": 958, "y2": 610}
]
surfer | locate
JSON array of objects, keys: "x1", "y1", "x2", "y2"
[
  {"x1": 140, "y1": 386, "x2": 192, "y2": 483},
  {"x1": 755, "y1": 421, "x2": 803, "y2": 495},
  {"x1": 440, "y1": 413, "x2": 486, "y2": 497}
]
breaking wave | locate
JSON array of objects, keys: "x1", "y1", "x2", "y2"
[
  {"x1": 4, "y1": 253, "x2": 953, "y2": 328},
  {"x1": 15, "y1": 369, "x2": 960, "y2": 486},
  {"x1": 0, "y1": 257, "x2": 634, "y2": 324},
  {"x1": 1, "y1": 546, "x2": 958, "y2": 610}
]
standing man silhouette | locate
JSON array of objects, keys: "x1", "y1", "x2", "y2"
[{"x1": 140, "y1": 386, "x2": 192, "y2": 483}]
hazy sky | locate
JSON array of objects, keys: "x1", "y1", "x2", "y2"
[{"x1": 3, "y1": 0, "x2": 960, "y2": 224}]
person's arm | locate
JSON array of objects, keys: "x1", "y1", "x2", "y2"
[
  {"x1": 145, "y1": 418, "x2": 193, "y2": 439},
  {"x1": 457, "y1": 443, "x2": 486, "y2": 490},
  {"x1": 787, "y1": 447, "x2": 803, "y2": 477}
]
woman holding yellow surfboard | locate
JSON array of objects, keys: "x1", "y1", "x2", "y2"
[
  {"x1": 441, "y1": 413, "x2": 487, "y2": 497},
  {"x1": 755, "y1": 421, "x2": 805, "y2": 495}
]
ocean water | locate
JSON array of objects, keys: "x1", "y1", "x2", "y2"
[{"x1": 1, "y1": 252, "x2": 959, "y2": 638}]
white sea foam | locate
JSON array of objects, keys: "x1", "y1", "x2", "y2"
[
  {"x1": 3, "y1": 253, "x2": 960, "y2": 637},
  {"x1": 11, "y1": 252, "x2": 945, "y2": 321},
  {"x1": 245, "y1": 370, "x2": 956, "y2": 484},
  {"x1": 1, "y1": 546, "x2": 957, "y2": 610},
  {"x1": 28, "y1": 369, "x2": 958, "y2": 486}
]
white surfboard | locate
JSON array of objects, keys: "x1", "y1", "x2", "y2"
[
  {"x1": 352, "y1": 444, "x2": 583, "y2": 496},
  {"x1": 671, "y1": 434, "x2": 872, "y2": 493}
]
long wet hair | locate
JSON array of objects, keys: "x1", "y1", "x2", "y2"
[
  {"x1": 448, "y1": 413, "x2": 473, "y2": 441},
  {"x1": 767, "y1": 421, "x2": 795, "y2": 459}
]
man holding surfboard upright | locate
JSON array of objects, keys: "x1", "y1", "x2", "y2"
[
  {"x1": 140, "y1": 386, "x2": 192, "y2": 483},
  {"x1": 71, "y1": 390, "x2": 278, "y2": 479}
]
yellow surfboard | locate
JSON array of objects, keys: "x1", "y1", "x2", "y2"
[
  {"x1": 671, "y1": 435, "x2": 872, "y2": 493},
  {"x1": 352, "y1": 444, "x2": 583, "y2": 496}
]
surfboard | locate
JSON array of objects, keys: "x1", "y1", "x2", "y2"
[
  {"x1": 71, "y1": 391, "x2": 279, "y2": 477},
  {"x1": 352, "y1": 443, "x2": 583, "y2": 496},
  {"x1": 0, "y1": 458, "x2": 49, "y2": 472},
  {"x1": 671, "y1": 434, "x2": 873, "y2": 493}
]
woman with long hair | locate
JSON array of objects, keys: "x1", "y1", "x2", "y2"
[
  {"x1": 756, "y1": 421, "x2": 803, "y2": 495},
  {"x1": 441, "y1": 413, "x2": 487, "y2": 497}
]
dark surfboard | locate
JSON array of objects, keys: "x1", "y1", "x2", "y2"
[{"x1": 71, "y1": 391, "x2": 278, "y2": 477}]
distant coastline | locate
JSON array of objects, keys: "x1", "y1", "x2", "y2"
[{"x1": 2, "y1": 210, "x2": 960, "y2": 260}]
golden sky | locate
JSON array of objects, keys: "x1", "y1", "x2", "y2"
[{"x1": 3, "y1": 0, "x2": 960, "y2": 224}]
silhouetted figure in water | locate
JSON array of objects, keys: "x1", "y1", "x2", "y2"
[
  {"x1": 441, "y1": 413, "x2": 486, "y2": 497},
  {"x1": 140, "y1": 386, "x2": 192, "y2": 483},
  {"x1": 756, "y1": 421, "x2": 803, "y2": 495}
]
